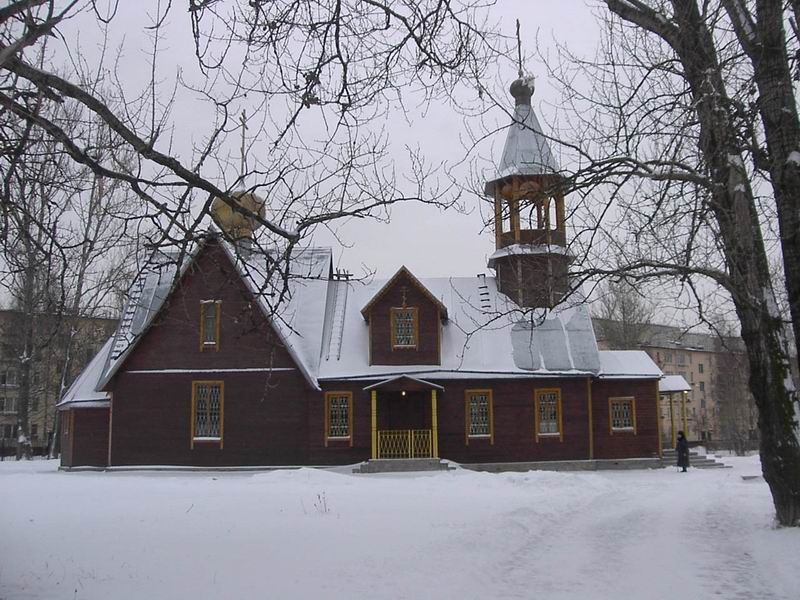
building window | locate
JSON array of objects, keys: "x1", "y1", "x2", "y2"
[
  {"x1": 1, "y1": 424, "x2": 13, "y2": 439},
  {"x1": 535, "y1": 388, "x2": 562, "y2": 440},
  {"x1": 199, "y1": 300, "x2": 221, "y2": 351},
  {"x1": 1, "y1": 369, "x2": 17, "y2": 386},
  {"x1": 191, "y1": 381, "x2": 224, "y2": 447},
  {"x1": 609, "y1": 397, "x2": 636, "y2": 433},
  {"x1": 0, "y1": 397, "x2": 16, "y2": 414},
  {"x1": 699, "y1": 381, "x2": 705, "y2": 392},
  {"x1": 465, "y1": 390, "x2": 493, "y2": 443},
  {"x1": 391, "y1": 307, "x2": 418, "y2": 349},
  {"x1": 664, "y1": 353, "x2": 672, "y2": 364},
  {"x1": 698, "y1": 363, "x2": 704, "y2": 374},
  {"x1": 324, "y1": 392, "x2": 353, "y2": 446},
  {"x1": 31, "y1": 424, "x2": 38, "y2": 439}
]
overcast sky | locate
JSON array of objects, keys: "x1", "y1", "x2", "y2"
[{"x1": 61, "y1": 1, "x2": 603, "y2": 280}]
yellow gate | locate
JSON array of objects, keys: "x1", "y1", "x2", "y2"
[{"x1": 377, "y1": 429, "x2": 432, "y2": 459}]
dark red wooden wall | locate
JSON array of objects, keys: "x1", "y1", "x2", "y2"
[
  {"x1": 106, "y1": 240, "x2": 311, "y2": 467},
  {"x1": 60, "y1": 408, "x2": 110, "y2": 468},
  {"x1": 367, "y1": 271, "x2": 441, "y2": 366}
]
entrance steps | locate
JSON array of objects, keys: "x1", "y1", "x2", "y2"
[
  {"x1": 661, "y1": 448, "x2": 730, "y2": 469},
  {"x1": 353, "y1": 458, "x2": 452, "y2": 474}
]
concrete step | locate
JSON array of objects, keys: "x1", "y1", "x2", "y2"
[{"x1": 353, "y1": 458, "x2": 452, "y2": 474}]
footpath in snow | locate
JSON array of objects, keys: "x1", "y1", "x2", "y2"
[{"x1": 0, "y1": 456, "x2": 798, "y2": 599}]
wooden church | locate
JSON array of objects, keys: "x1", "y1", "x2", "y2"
[{"x1": 59, "y1": 75, "x2": 663, "y2": 469}]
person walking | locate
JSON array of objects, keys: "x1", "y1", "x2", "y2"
[{"x1": 676, "y1": 430, "x2": 690, "y2": 472}]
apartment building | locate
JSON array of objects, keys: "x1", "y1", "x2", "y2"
[{"x1": 0, "y1": 310, "x2": 117, "y2": 455}]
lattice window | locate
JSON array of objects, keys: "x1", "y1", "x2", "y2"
[
  {"x1": 536, "y1": 389, "x2": 561, "y2": 437},
  {"x1": 467, "y1": 391, "x2": 491, "y2": 437},
  {"x1": 610, "y1": 397, "x2": 636, "y2": 431},
  {"x1": 326, "y1": 392, "x2": 351, "y2": 439},
  {"x1": 193, "y1": 381, "x2": 223, "y2": 442},
  {"x1": 199, "y1": 301, "x2": 221, "y2": 351},
  {"x1": 391, "y1": 307, "x2": 417, "y2": 348}
]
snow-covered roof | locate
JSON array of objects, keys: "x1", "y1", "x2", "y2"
[
  {"x1": 597, "y1": 351, "x2": 661, "y2": 379},
  {"x1": 98, "y1": 238, "x2": 332, "y2": 391},
  {"x1": 659, "y1": 375, "x2": 692, "y2": 393},
  {"x1": 58, "y1": 337, "x2": 114, "y2": 409},
  {"x1": 487, "y1": 243, "x2": 571, "y2": 268},
  {"x1": 318, "y1": 275, "x2": 604, "y2": 381},
  {"x1": 361, "y1": 266, "x2": 448, "y2": 320},
  {"x1": 76, "y1": 235, "x2": 661, "y2": 400},
  {"x1": 485, "y1": 75, "x2": 559, "y2": 196}
]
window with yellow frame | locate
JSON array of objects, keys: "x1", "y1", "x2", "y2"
[
  {"x1": 391, "y1": 307, "x2": 418, "y2": 349},
  {"x1": 609, "y1": 396, "x2": 636, "y2": 433},
  {"x1": 191, "y1": 381, "x2": 224, "y2": 448},
  {"x1": 324, "y1": 391, "x2": 353, "y2": 446},
  {"x1": 465, "y1": 389, "x2": 493, "y2": 444},
  {"x1": 199, "y1": 300, "x2": 221, "y2": 351},
  {"x1": 534, "y1": 388, "x2": 562, "y2": 441}
]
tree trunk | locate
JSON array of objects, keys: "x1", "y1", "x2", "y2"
[
  {"x1": 670, "y1": 0, "x2": 800, "y2": 526},
  {"x1": 606, "y1": 0, "x2": 800, "y2": 525},
  {"x1": 723, "y1": 0, "x2": 800, "y2": 374}
]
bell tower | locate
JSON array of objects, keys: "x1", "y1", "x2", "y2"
[{"x1": 484, "y1": 74, "x2": 570, "y2": 308}]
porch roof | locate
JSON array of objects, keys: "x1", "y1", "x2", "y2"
[{"x1": 362, "y1": 375, "x2": 445, "y2": 392}]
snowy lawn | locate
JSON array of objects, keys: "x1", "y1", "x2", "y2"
[{"x1": 1, "y1": 458, "x2": 798, "y2": 600}]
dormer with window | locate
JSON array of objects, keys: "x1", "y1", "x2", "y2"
[{"x1": 361, "y1": 266, "x2": 447, "y2": 366}]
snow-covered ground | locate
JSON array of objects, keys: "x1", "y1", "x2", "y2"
[{"x1": 1, "y1": 457, "x2": 797, "y2": 599}]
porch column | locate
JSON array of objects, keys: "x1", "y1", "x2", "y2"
[
  {"x1": 669, "y1": 393, "x2": 676, "y2": 448},
  {"x1": 431, "y1": 389, "x2": 439, "y2": 458},
  {"x1": 681, "y1": 391, "x2": 688, "y2": 437},
  {"x1": 371, "y1": 390, "x2": 377, "y2": 459}
]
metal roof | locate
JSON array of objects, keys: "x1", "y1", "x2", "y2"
[{"x1": 485, "y1": 75, "x2": 560, "y2": 196}]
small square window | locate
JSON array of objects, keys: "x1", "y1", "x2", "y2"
[
  {"x1": 610, "y1": 397, "x2": 636, "y2": 433},
  {"x1": 391, "y1": 307, "x2": 418, "y2": 349}
]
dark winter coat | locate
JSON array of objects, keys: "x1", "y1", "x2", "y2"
[{"x1": 676, "y1": 435, "x2": 690, "y2": 468}]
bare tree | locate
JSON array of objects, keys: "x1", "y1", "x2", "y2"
[
  {"x1": 0, "y1": 1, "x2": 503, "y2": 286},
  {"x1": 520, "y1": 1, "x2": 800, "y2": 524},
  {"x1": 594, "y1": 278, "x2": 656, "y2": 349}
]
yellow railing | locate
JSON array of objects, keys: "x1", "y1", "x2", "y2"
[{"x1": 377, "y1": 429, "x2": 432, "y2": 459}]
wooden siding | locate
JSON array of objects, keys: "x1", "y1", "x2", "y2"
[
  {"x1": 591, "y1": 379, "x2": 661, "y2": 459},
  {"x1": 367, "y1": 271, "x2": 441, "y2": 366},
  {"x1": 60, "y1": 408, "x2": 110, "y2": 468},
  {"x1": 111, "y1": 371, "x2": 308, "y2": 466},
  {"x1": 312, "y1": 377, "x2": 660, "y2": 465},
  {"x1": 107, "y1": 240, "x2": 311, "y2": 467},
  {"x1": 120, "y1": 241, "x2": 298, "y2": 374}
]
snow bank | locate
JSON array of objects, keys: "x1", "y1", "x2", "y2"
[{"x1": 0, "y1": 458, "x2": 797, "y2": 599}]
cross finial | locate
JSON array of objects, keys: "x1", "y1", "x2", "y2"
[
  {"x1": 239, "y1": 109, "x2": 248, "y2": 174},
  {"x1": 516, "y1": 19, "x2": 524, "y2": 78}
]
